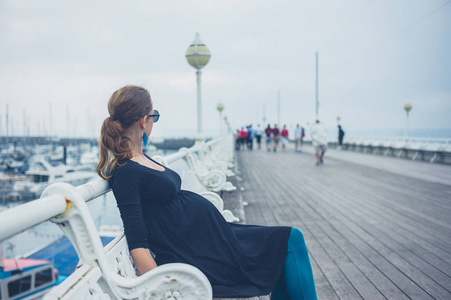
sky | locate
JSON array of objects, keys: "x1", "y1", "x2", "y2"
[{"x1": 1, "y1": 0, "x2": 450, "y2": 139}]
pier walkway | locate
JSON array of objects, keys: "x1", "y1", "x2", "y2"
[{"x1": 236, "y1": 145, "x2": 451, "y2": 299}]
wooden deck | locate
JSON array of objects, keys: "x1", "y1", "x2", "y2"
[{"x1": 236, "y1": 144, "x2": 451, "y2": 299}]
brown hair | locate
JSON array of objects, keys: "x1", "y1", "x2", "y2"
[{"x1": 96, "y1": 85, "x2": 152, "y2": 180}]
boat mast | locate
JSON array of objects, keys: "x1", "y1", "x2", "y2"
[
  {"x1": 49, "y1": 103, "x2": 53, "y2": 139},
  {"x1": 6, "y1": 104, "x2": 9, "y2": 144}
]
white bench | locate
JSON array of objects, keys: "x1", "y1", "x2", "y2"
[
  {"x1": 153, "y1": 151, "x2": 239, "y2": 223},
  {"x1": 0, "y1": 136, "x2": 255, "y2": 300},
  {"x1": 204, "y1": 138, "x2": 235, "y2": 169},
  {"x1": 194, "y1": 144, "x2": 235, "y2": 177},
  {"x1": 178, "y1": 147, "x2": 236, "y2": 193}
]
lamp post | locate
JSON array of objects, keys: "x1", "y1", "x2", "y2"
[
  {"x1": 185, "y1": 33, "x2": 211, "y2": 140},
  {"x1": 336, "y1": 115, "x2": 341, "y2": 124},
  {"x1": 315, "y1": 52, "x2": 319, "y2": 118},
  {"x1": 224, "y1": 115, "x2": 231, "y2": 133},
  {"x1": 216, "y1": 103, "x2": 224, "y2": 135},
  {"x1": 404, "y1": 103, "x2": 412, "y2": 140}
]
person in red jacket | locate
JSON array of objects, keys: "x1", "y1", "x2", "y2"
[
  {"x1": 237, "y1": 127, "x2": 246, "y2": 151},
  {"x1": 280, "y1": 125, "x2": 289, "y2": 151}
]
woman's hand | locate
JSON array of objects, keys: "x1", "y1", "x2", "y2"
[{"x1": 130, "y1": 248, "x2": 158, "y2": 275}]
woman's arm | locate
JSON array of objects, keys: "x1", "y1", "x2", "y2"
[
  {"x1": 130, "y1": 248, "x2": 158, "y2": 275},
  {"x1": 111, "y1": 167, "x2": 156, "y2": 275}
]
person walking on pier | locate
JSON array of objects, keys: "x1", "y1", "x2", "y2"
[
  {"x1": 294, "y1": 124, "x2": 303, "y2": 153},
  {"x1": 281, "y1": 125, "x2": 289, "y2": 152},
  {"x1": 272, "y1": 124, "x2": 280, "y2": 152},
  {"x1": 265, "y1": 124, "x2": 272, "y2": 152},
  {"x1": 238, "y1": 127, "x2": 246, "y2": 151},
  {"x1": 247, "y1": 124, "x2": 254, "y2": 150},
  {"x1": 97, "y1": 85, "x2": 317, "y2": 300},
  {"x1": 311, "y1": 119, "x2": 328, "y2": 165},
  {"x1": 338, "y1": 125, "x2": 345, "y2": 150},
  {"x1": 301, "y1": 126, "x2": 305, "y2": 145},
  {"x1": 255, "y1": 124, "x2": 263, "y2": 149}
]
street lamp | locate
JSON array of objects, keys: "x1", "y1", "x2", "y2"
[
  {"x1": 216, "y1": 103, "x2": 224, "y2": 135},
  {"x1": 404, "y1": 103, "x2": 412, "y2": 140},
  {"x1": 336, "y1": 115, "x2": 341, "y2": 124},
  {"x1": 185, "y1": 33, "x2": 211, "y2": 140},
  {"x1": 224, "y1": 115, "x2": 231, "y2": 133}
]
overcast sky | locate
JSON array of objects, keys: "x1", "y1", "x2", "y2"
[{"x1": 1, "y1": 0, "x2": 450, "y2": 139}]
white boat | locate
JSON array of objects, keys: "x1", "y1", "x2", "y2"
[
  {"x1": 13, "y1": 157, "x2": 97, "y2": 199},
  {"x1": 79, "y1": 148, "x2": 99, "y2": 170}
]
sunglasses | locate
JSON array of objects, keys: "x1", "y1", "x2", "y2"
[{"x1": 147, "y1": 109, "x2": 160, "y2": 123}]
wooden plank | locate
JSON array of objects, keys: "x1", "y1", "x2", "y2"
[
  {"x1": 290, "y1": 165, "x2": 449, "y2": 299},
  {"x1": 309, "y1": 252, "x2": 340, "y2": 300},
  {"x1": 319, "y1": 180, "x2": 451, "y2": 292},
  {"x1": 237, "y1": 146, "x2": 451, "y2": 300}
]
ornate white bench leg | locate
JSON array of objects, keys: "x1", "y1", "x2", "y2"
[
  {"x1": 199, "y1": 170, "x2": 227, "y2": 191},
  {"x1": 222, "y1": 182, "x2": 237, "y2": 192},
  {"x1": 221, "y1": 210, "x2": 240, "y2": 223},
  {"x1": 225, "y1": 170, "x2": 235, "y2": 177}
]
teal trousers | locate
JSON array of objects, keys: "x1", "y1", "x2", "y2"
[{"x1": 271, "y1": 228, "x2": 317, "y2": 300}]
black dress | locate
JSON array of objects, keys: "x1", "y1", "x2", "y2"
[{"x1": 109, "y1": 157, "x2": 291, "y2": 298}]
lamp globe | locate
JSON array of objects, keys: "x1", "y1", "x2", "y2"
[{"x1": 185, "y1": 33, "x2": 211, "y2": 70}]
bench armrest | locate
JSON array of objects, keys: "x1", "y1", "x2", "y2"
[{"x1": 112, "y1": 263, "x2": 212, "y2": 300}]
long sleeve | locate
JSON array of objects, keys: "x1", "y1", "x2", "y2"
[{"x1": 110, "y1": 165, "x2": 149, "y2": 251}]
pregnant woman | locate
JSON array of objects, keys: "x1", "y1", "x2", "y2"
[{"x1": 96, "y1": 85, "x2": 317, "y2": 300}]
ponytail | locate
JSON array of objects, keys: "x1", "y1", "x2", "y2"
[
  {"x1": 96, "y1": 116, "x2": 133, "y2": 180},
  {"x1": 97, "y1": 85, "x2": 152, "y2": 179}
]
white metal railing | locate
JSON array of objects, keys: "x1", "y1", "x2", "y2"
[
  {"x1": 342, "y1": 136, "x2": 451, "y2": 145},
  {"x1": 0, "y1": 135, "x2": 237, "y2": 300},
  {"x1": 325, "y1": 136, "x2": 451, "y2": 163}
]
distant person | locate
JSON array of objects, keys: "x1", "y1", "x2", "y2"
[
  {"x1": 311, "y1": 119, "x2": 328, "y2": 165},
  {"x1": 235, "y1": 129, "x2": 241, "y2": 151},
  {"x1": 338, "y1": 125, "x2": 345, "y2": 150},
  {"x1": 301, "y1": 126, "x2": 305, "y2": 145},
  {"x1": 255, "y1": 124, "x2": 263, "y2": 149},
  {"x1": 238, "y1": 127, "x2": 246, "y2": 151},
  {"x1": 265, "y1": 124, "x2": 272, "y2": 152},
  {"x1": 242, "y1": 127, "x2": 249, "y2": 151},
  {"x1": 272, "y1": 124, "x2": 280, "y2": 152},
  {"x1": 247, "y1": 124, "x2": 254, "y2": 150},
  {"x1": 281, "y1": 125, "x2": 289, "y2": 151},
  {"x1": 294, "y1": 124, "x2": 303, "y2": 153}
]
